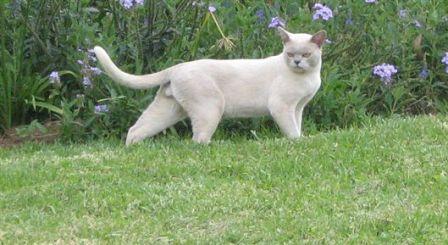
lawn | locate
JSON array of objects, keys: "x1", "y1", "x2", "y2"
[{"x1": 1, "y1": 116, "x2": 447, "y2": 243}]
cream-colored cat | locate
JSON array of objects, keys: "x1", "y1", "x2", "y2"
[{"x1": 94, "y1": 28, "x2": 325, "y2": 145}]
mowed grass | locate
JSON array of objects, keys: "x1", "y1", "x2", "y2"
[{"x1": 0, "y1": 116, "x2": 447, "y2": 243}]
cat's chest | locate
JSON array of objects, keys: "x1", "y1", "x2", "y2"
[{"x1": 273, "y1": 74, "x2": 321, "y2": 98}]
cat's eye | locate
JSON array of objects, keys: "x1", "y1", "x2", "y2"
[
  {"x1": 302, "y1": 53, "x2": 312, "y2": 58},
  {"x1": 287, "y1": 52, "x2": 295, "y2": 57}
]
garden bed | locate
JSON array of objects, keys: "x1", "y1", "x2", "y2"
[{"x1": 0, "y1": 121, "x2": 60, "y2": 148}]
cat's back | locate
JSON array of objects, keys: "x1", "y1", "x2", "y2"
[{"x1": 170, "y1": 56, "x2": 281, "y2": 82}]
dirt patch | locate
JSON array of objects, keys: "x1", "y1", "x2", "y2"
[{"x1": 0, "y1": 121, "x2": 61, "y2": 148}]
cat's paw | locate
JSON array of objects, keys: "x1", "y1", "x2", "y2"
[
  {"x1": 192, "y1": 134, "x2": 212, "y2": 144},
  {"x1": 286, "y1": 132, "x2": 302, "y2": 140},
  {"x1": 126, "y1": 133, "x2": 142, "y2": 146}
]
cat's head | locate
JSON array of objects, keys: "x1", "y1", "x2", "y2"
[{"x1": 278, "y1": 28, "x2": 326, "y2": 73}]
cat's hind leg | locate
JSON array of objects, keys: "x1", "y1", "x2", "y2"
[
  {"x1": 172, "y1": 81, "x2": 225, "y2": 144},
  {"x1": 188, "y1": 100, "x2": 224, "y2": 144},
  {"x1": 126, "y1": 87, "x2": 186, "y2": 145}
]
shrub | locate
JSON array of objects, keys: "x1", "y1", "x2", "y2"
[{"x1": 0, "y1": 0, "x2": 447, "y2": 139}]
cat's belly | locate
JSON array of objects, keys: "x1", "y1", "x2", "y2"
[
  {"x1": 219, "y1": 82, "x2": 271, "y2": 118},
  {"x1": 223, "y1": 103, "x2": 270, "y2": 118},
  {"x1": 223, "y1": 108, "x2": 270, "y2": 118}
]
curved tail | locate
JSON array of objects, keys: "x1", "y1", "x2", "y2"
[{"x1": 93, "y1": 46, "x2": 169, "y2": 89}]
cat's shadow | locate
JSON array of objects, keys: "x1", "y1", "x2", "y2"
[{"x1": 139, "y1": 117, "x2": 281, "y2": 142}]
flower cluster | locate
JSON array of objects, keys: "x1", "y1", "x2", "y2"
[
  {"x1": 268, "y1": 17, "x2": 286, "y2": 28},
  {"x1": 419, "y1": 68, "x2": 430, "y2": 79},
  {"x1": 442, "y1": 52, "x2": 448, "y2": 73},
  {"x1": 94, "y1": 104, "x2": 109, "y2": 114},
  {"x1": 365, "y1": 0, "x2": 377, "y2": 3},
  {"x1": 256, "y1": 10, "x2": 265, "y2": 23},
  {"x1": 399, "y1": 9, "x2": 408, "y2": 18},
  {"x1": 49, "y1": 71, "x2": 60, "y2": 84},
  {"x1": 373, "y1": 63, "x2": 398, "y2": 86},
  {"x1": 208, "y1": 5, "x2": 216, "y2": 13},
  {"x1": 396, "y1": 8, "x2": 424, "y2": 28},
  {"x1": 78, "y1": 49, "x2": 102, "y2": 88},
  {"x1": 192, "y1": 2, "x2": 216, "y2": 14},
  {"x1": 414, "y1": 20, "x2": 423, "y2": 28},
  {"x1": 119, "y1": 0, "x2": 144, "y2": 10},
  {"x1": 312, "y1": 3, "x2": 333, "y2": 21}
]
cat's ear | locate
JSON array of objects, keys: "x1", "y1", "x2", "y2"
[
  {"x1": 277, "y1": 27, "x2": 291, "y2": 43},
  {"x1": 311, "y1": 30, "x2": 327, "y2": 48}
]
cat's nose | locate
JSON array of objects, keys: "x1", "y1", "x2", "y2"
[{"x1": 294, "y1": 60, "x2": 301, "y2": 66}]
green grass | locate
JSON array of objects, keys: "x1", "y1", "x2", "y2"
[{"x1": 1, "y1": 116, "x2": 447, "y2": 243}]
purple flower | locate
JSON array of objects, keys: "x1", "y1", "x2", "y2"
[
  {"x1": 268, "y1": 17, "x2": 286, "y2": 28},
  {"x1": 49, "y1": 71, "x2": 60, "y2": 84},
  {"x1": 256, "y1": 10, "x2": 265, "y2": 22},
  {"x1": 314, "y1": 3, "x2": 324, "y2": 9},
  {"x1": 345, "y1": 18, "x2": 353, "y2": 25},
  {"x1": 94, "y1": 104, "x2": 109, "y2": 114},
  {"x1": 399, "y1": 9, "x2": 408, "y2": 18},
  {"x1": 90, "y1": 67, "x2": 102, "y2": 76},
  {"x1": 419, "y1": 68, "x2": 429, "y2": 79},
  {"x1": 87, "y1": 49, "x2": 97, "y2": 62},
  {"x1": 78, "y1": 52, "x2": 102, "y2": 77},
  {"x1": 442, "y1": 53, "x2": 448, "y2": 74},
  {"x1": 373, "y1": 63, "x2": 398, "y2": 86},
  {"x1": 365, "y1": 0, "x2": 376, "y2": 3},
  {"x1": 119, "y1": 0, "x2": 144, "y2": 9},
  {"x1": 312, "y1": 3, "x2": 333, "y2": 21},
  {"x1": 441, "y1": 52, "x2": 448, "y2": 65},
  {"x1": 82, "y1": 77, "x2": 92, "y2": 87},
  {"x1": 208, "y1": 5, "x2": 216, "y2": 13},
  {"x1": 120, "y1": 0, "x2": 133, "y2": 9},
  {"x1": 414, "y1": 20, "x2": 423, "y2": 28},
  {"x1": 77, "y1": 48, "x2": 102, "y2": 88}
]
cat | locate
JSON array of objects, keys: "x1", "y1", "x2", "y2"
[{"x1": 94, "y1": 28, "x2": 326, "y2": 145}]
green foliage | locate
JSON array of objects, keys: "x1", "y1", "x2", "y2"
[
  {"x1": 14, "y1": 120, "x2": 47, "y2": 138},
  {"x1": 1, "y1": 116, "x2": 447, "y2": 242},
  {"x1": 0, "y1": 0, "x2": 447, "y2": 138}
]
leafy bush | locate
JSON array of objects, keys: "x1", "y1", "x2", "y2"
[{"x1": 0, "y1": 0, "x2": 447, "y2": 139}]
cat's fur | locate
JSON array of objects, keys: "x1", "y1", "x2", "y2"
[{"x1": 94, "y1": 28, "x2": 326, "y2": 145}]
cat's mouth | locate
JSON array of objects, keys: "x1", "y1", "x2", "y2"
[{"x1": 293, "y1": 65, "x2": 306, "y2": 73}]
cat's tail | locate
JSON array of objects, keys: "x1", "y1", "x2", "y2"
[{"x1": 93, "y1": 46, "x2": 169, "y2": 89}]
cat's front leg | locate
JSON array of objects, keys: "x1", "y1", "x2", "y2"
[
  {"x1": 295, "y1": 108, "x2": 304, "y2": 138},
  {"x1": 269, "y1": 100, "x2": 300, "y2": 139},
  {"x1": 295, "y1": 94, "x2": 314, "y2": 138}
]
